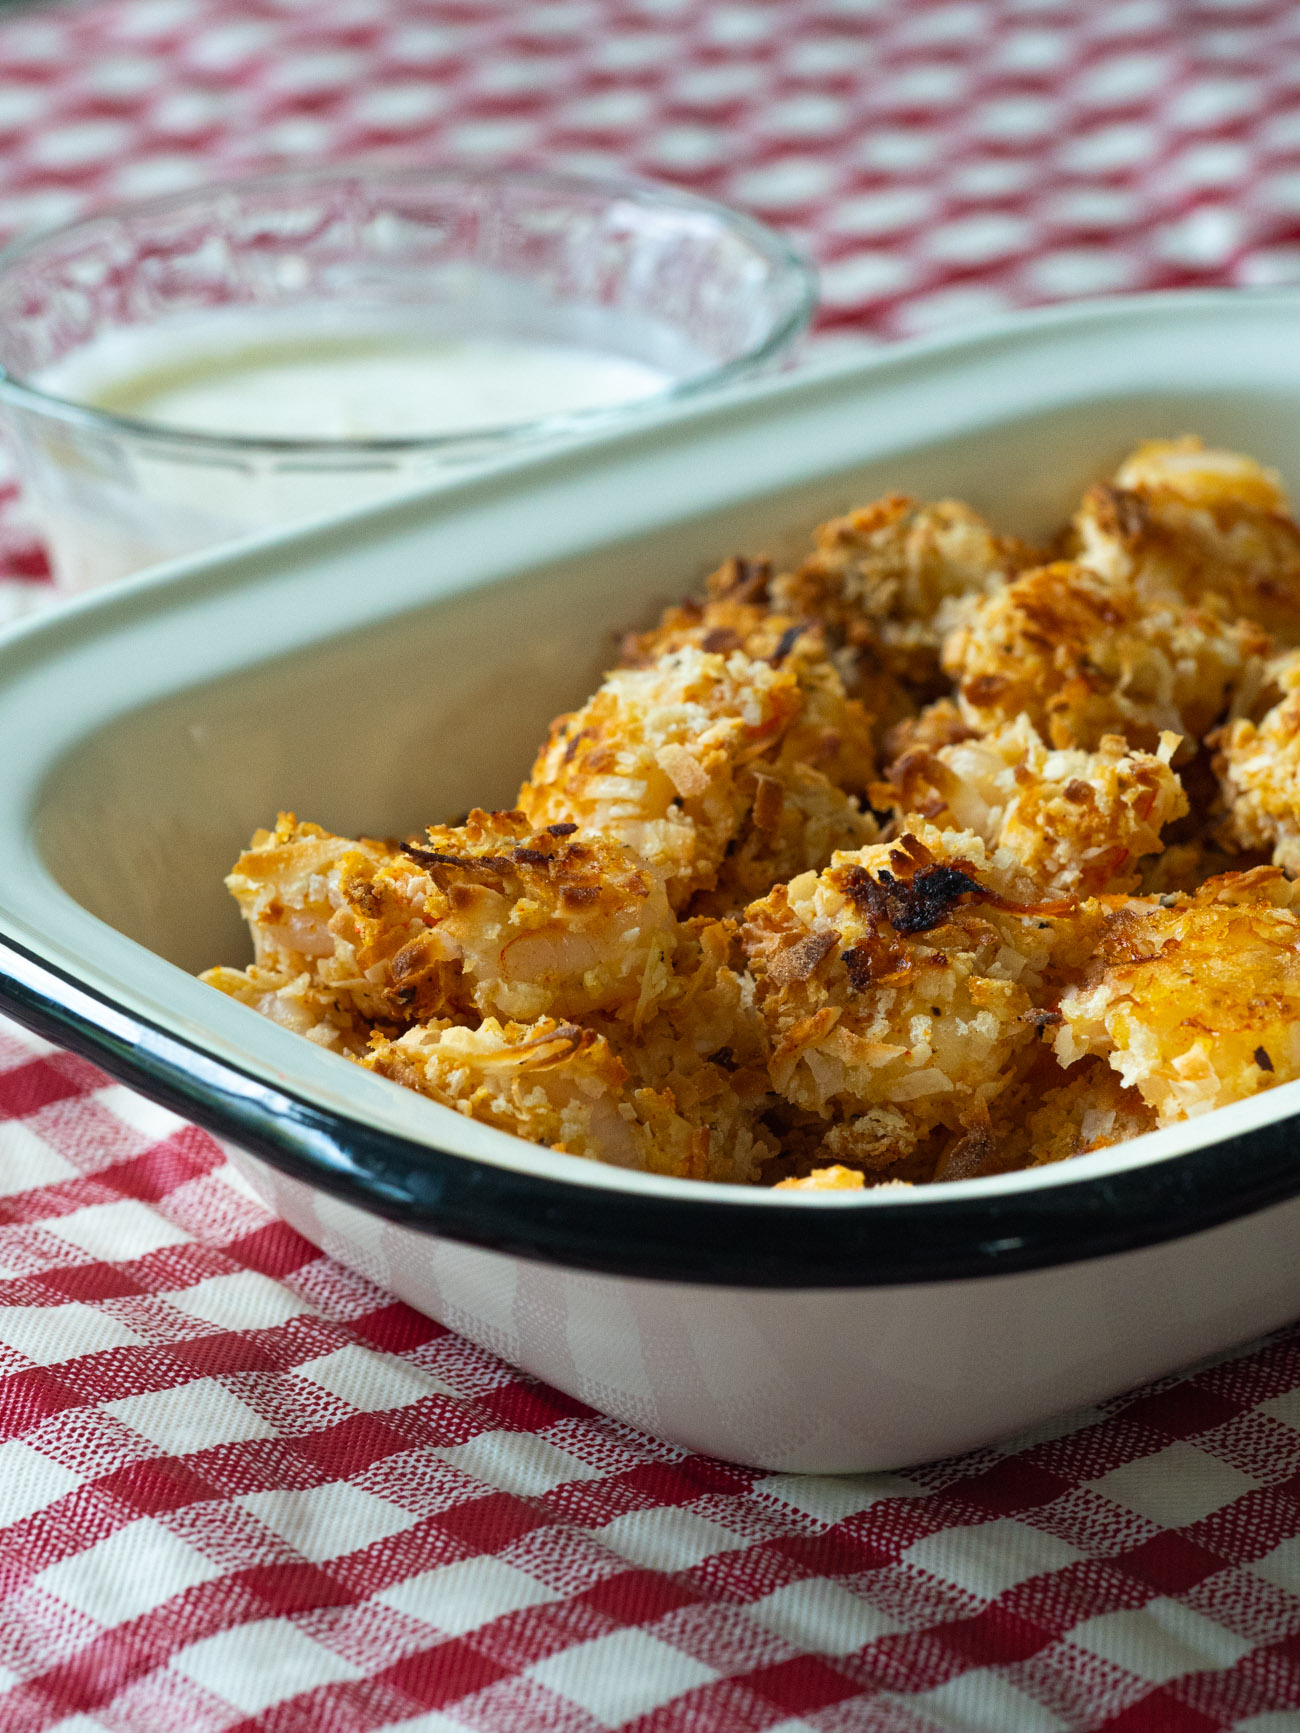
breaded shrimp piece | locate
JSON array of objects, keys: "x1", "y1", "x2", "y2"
[
  {"x1": 942, "y1": 560, "x2": 1270, "y2": 753},
  {"x1": 211, "y1": 809, "x2": 678, "y2": 1028},
  {"x1": 1054, "y1": 867, "x2": 1300, "y2": 1122},
  {"x1": 620, "y1": 574, "x2": 882, "y2": 912},
  {"x1": 603, "y1": 913, "x2": 768, "y2": 1059},
  {"x1": 1136, "y1": 837, "x2": 1270, "y2": 896},
  {"x1": 364, "y1": 1015, "x2": 772, "y2": 1183},
  {"x1": 220, "y1": 814, "x2": 392, "y2": 987},
  {"x1": 764, "y1": 1045, "x2": 1154, "y2": 1184},
  {"x1": 622, "y1": 556, "x2": 878, "y2": 788},
  {"x1": 880, "y1": 696, "x2": 976, "y2": 761},
  {"x1": 619, "y1": 557, "x2": 792, "y2": 668},
  {"x1": 878, "y1": 718, "x2": 1188, "y2": 897},
  {"x1": 518, "y1": 645, "x2": 801, "y2": 907},
  {"x1": 1023, "y1": 1060, "x2": 1156, "y2": 1164},
  {"x1": 769, "y1": 493, "x2": 1040, "y2": 712},
  {"x1": 396, "y1": 811, "x2": 680, "y2": 1023},
  {"x1": 518, "y1": 642, "x2": 874, "y2": 911},
  {"x1": 202, "y1": 963, "x2": 379, "y2": 1054},
  {"x1": 612, "y1": 561, "x2": 887, "y2": 912},
  {"x1": 977, "y1": 1051, "x2": 1157, "y2": 1173},
  {"x1": 591, "y1": 916, "x2": 775, "y2": 1152},
  {"x1": 699, "y1": 761, "x2": 878, "y2": 917},
  {"x1": 1216, "y1": 646, "x2": 1300, "y2": 872},
  {"x1": 1072, "y1": 438, "x2": 1300, "y2": 639},
  {"x1": 630, "y1": 548, "x2": 889, "y2": 769},
  {"x1": 740, "y1": 825, "x2": 1066, "y2": 1165}
]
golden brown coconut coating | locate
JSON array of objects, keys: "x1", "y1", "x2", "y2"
[
  {"x1": 1136, "y1": 837, "x2": 1271, "y2": 897},
  {"x1": 877, "y1": 718, "x2": 1188, "y2": 897},
  {"x1": 518, "y1": 644, "x2": 801, "y2": 908},
  {"x1": 206, "y1": 434, "x2": 1300, "y2": 1188},
  {"x1": 215, "y1": 813, "x2": 392, "y2": 986},
  {"x1": 979, "y1": 1051, "x2": 1157, "y2": 1174},
  {"x1": 1215, "y1": 647, "x2": 1300, "y2": 873},
  {"x1": 518, "y1": 640, "x2": 876, "y2": 913},
  {"x1": 769, "y1": 493, "x2": 1040, "y2": 716},
  {"x1": 1024, "y1": 1061, "x2": 1156, "y2": 1164},
  {"x1": 697, "y1": 761, "x2": 878, "y2": 917},
  {"x1": 740, "y1": 825, "x2": 1069, "y2": 1170},
  {"x1": 619, "y1": 557, "x2": 793, "y2": 668},
  {"x1": 202, "y1": 963, "x2": 380, "y2": 1055},
  {"x1": 622, "y1": 554, "x2": 878, "y2": 784},
  {"x1": 1054, "y1": 867, "x2": 1300, "y2": 1123},
  {"x1": 1072, "y1": 438, "x2": 1300, "y2": 640},
  {"x1": 879, "y1": 696, "x2": 976, "y2": 761},
  {"x1": 364, "y1": 1015, "x2": 774, "y2": 1183},
  {"x1": 208, "y1": 808, "x2": 679, "y2": 1029},
  {"x1": 641, "y1": 561, "x2": 887, "y2": 793},
  {"x1": 586, "y1": 915, "x2": 775, "y2": 1163},
  {"x1": 942, "y1": 559, "x2": 1270, "y2": 754}
]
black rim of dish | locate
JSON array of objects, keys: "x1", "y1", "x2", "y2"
[{"x1": 3, "y1": 930, "x2": 1300, "y2": 1289}]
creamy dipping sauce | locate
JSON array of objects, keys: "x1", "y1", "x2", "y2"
[
  {"x1": 27, "y1": 310, "x2": 688, "y2": 591},
  {"x1": 39, "y1": 329, "x2": 673, "y2": 441}
]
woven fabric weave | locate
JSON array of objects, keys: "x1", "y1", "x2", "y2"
[{"x1": 4, "y1": 1019, "x2": 1300, "y2": 1730}]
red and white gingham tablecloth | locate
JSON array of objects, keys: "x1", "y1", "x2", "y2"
[{"x1": 4, "y1": 3, "x2": 1300, "y2": 1728}]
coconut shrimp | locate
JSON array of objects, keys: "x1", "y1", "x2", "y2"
[
  {"x1": 740, "y1": 825, "x2": 1067, "y2": 1176},
  {"x1": 205, "y1": 808, "x2": 679, "y2": 1030},
  {"x1": 365, "y1": 1014, "x2": 774, "y2": 1183},
  {"x1": 518, "y1": 638, "x2": 876, "y2": 914},
  {"x1": 878, "y1": 717, "x2": 1188, "y2": 897},
  {"x1": 769, "y1": 493, "x2": 1040, "y2": 721},
  {"x1": 1054, "y1": 868, "x2": 1300, "y2": 1123},
  {"x1": 206, "y1": 433, "x2": 1300, "y2": 1188},
  {"x1": 941, "y1": 559, "x2": 1270, "y2": 754},
  {"x1": 1071, "y1": 437, "x2": 1300, "y2": 639},
  {"x1": 1215, "y1": 647, "x2": 1300, "y2": 873}
]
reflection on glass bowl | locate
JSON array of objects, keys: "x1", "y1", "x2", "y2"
[{"x1": 0, "y1": 166, "x2": 816, "y2": 592}]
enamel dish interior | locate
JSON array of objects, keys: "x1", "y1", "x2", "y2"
[{"x1": 4, "y1": 288, "x2": 1300, "y2": 1285}]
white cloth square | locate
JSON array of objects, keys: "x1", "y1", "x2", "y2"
[
  {"x1": 1245, "y1": 1535, "x2": 1300, "y2": 1593},
  {"x1": 36, "y1": 1516, "x2": 225, "y2": 1625},
  {"x1": 529, "y1": 1627, "x2": 717, "y2": 1725},
  {"x1": 435, "y1": 1430, "x2": 607, "y2": 1499},
  {"x1": 296, "y1": 1343, "x2": 449, "y2": 1412},
  {"x1": 51, "y1": 1198, "x2": 192, "y2": 1261},
  {"x1": 1259, "y1": 1388, "x2": 1300, "y2": 1430},
  {"x1": 0, "y1": 1440, "x2": 81, "y2": 1526},
  {"x1": 167, "y1": 1268, "x2": 317, "y2": 1329},
  {"x1": 94, "y1": 1085, "x2": 187, "y2": 1143},
  {"x1": 239, "y1": 1481, "x2": 419, "y2": 1562},
  {"x1": 757, "y1": 1472, "x2": 923, "y2": 1524},
  {"x1": 171, "y1": 1618, "x2": 363, "y2": 1714},
  {"x1": 746, "y1": 1579, "x2": 903, "y2": 1654},
  {"x1": 901, "y1": 1668, "x2": 1067, "y2": 1732},
  {"x1": 377, "y1": 1555, "x2": 560, "y2": 1635},
  {"x1": 104, "y1": 1378, "x2": 276, "y2": 1455},
  {"x1": 0, "y1": 1301, "x2": 143, "y2": 1366},
  {"x1": 903, "y1": 1518, "x2": 1082, "y2": 1601},
  {"x1": 1070, "y1": 1597, "x2": 1256, "y2": 1684},
  {"x1": 589, "y1": 1506, "x2": 753, "y2": 1573},
  {"x1": 0, "y1": 1121, "x2": 77, "y2": 1195},
  {"x1": 1090, "y1": 1443, "x2": 1258, "y2": 1528}
]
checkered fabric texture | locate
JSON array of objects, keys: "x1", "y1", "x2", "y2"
[{"x1": 3, "y1": 0, "x2": 1300, "y2": 1727}]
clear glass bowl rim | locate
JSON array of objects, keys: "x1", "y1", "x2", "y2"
[{"x1": 0, "y1": 163, "x2": 818, "y2": 456}]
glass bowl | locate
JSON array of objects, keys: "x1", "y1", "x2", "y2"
[{"x1": 0, "y1": 166, "x2": 815, "y2": 592}]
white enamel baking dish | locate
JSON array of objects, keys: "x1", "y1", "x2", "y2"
[{"x1": 4, "y1": 289, "x2": 1300, "y2": 1474}]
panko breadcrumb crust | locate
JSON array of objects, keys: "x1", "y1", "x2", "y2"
[{"x1": 203, "y1": 436, "x2": 1300, "y2": 1188}]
